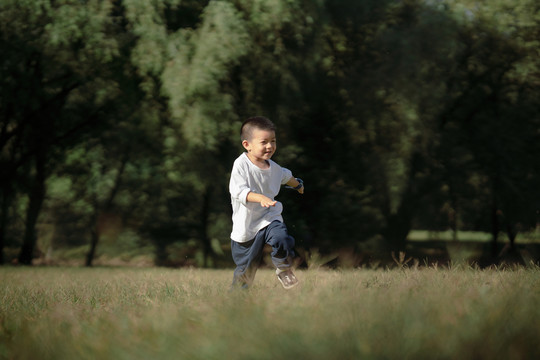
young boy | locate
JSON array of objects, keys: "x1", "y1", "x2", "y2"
[{"x1": 229, "y1": 116, "x2": 304, "y2": 289}]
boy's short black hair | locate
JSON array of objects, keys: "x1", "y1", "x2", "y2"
[{"x1": 241, "y1": 116, "x2": 276, "y2": 141}]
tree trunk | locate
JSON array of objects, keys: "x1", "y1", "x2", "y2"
[
  {"x1": 200, "y1": 186, "x2": 215, "y2": 268},
  {"x1": 154, "y1": 241, "x2": 168, "y2": 267},
  {"x1": 490, "y1": 193, "x2": 499, "y2": 258},
  {"x1": 86, "y1": 225, "x2": 100, "y2": 267},
  {"x1": 382, "y1": 153, "x2": 422, "y2": 252},
  {"x1": 0, "y1": 186, "x2": 10, "y2": 265},
  {"x1": 85, "y1": 153, "x2": 128, "y2": 267},
  {"x1": 384, "y1": 207, "x2": 414, "y2": 252},
  {"x1": 448, "y1": 181, "x2": 459, "y2": 242},
  {"x1": 18, "y1": 153, "x2": 46, "y2": 265},
  {"x1": 506, "y1": 223, "x2": 517, "y2": 251}
]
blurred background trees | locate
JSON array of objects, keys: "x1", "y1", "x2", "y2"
[{"x1": 1, "y1": 0, "x2": 538, "y2": 267}]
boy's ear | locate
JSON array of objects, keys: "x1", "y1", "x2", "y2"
[{"x1": 242, "y1": 140, "x2": 250, "y2": 151}]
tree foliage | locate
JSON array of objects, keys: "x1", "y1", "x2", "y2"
[{"x1": 1, "y1": 0, "x2": 538, "y2": 266}]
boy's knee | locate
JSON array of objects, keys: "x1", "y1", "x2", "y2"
[
  {"x1": 276, "y1": 234, "x2": 295, "y2": 249},
  {"x1": 269, "y1": 232, "x2": 295, "y2": 252}
]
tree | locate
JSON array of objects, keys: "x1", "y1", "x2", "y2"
[
  {"x1": 435, "y1": 0, "x2": 540, "y2": 257},
  {"x1": 2, "y1": 0, "x2": 538, "y2": 267},
  {"x1": 1, "y1": 0, "x2": 142, "y2": 264}
]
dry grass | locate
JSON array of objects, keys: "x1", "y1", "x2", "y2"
[{"x1": 1, "y1": 266, "x2": 539, "y2": 359}]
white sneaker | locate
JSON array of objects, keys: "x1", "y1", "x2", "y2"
[{"x1": 276, "y1": 269, "x2": 299, "y2": 289}]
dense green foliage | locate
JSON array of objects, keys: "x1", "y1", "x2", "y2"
[{"x1": 1, "y1": 0, "x2": 538, "y2": 266}]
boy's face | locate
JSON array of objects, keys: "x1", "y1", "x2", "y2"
[{"x1": 242, "y1": 128, "x2": 276, "y2": 163}]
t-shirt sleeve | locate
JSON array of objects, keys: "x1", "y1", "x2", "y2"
[
  {"x1": 229, "y1": 162, "x2": 251, "y2": 206},
  {"x1": 280, "y1": 167, "x2": 293, "y2": 185}
]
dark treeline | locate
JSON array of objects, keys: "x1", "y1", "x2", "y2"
[{"x1": 1, "y1": 0, "x2": 538, "y2": 267}]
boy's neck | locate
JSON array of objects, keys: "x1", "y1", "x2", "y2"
[{"x1": 246, "y1": 152, "x2": 270, "y2": 169}]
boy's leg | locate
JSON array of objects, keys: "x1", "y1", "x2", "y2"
[
  {"x1": 265, "y1": 221, "x2": 299, "y2": 289},
  {"x1": 265, "y1": 220, "x2": 296, "y2": 269},
  {"x1": 230, "y1": 234, "x2": 265, "y2": 289}
]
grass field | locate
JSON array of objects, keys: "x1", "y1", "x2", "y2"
[{"x1": 1, "y1": 266, "x2": 539, "y2": 360}]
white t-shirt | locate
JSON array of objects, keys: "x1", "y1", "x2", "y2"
[{"x1": 229, "y1": 153, "x2": 293, "y2": 243}]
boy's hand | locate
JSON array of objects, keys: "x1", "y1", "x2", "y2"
[
  {"x1": 247, "y1": 192, "x2": 276, "y2": 207},
  {"x1": 260, "y1": 197, "x2": 277, "y2": 207}
]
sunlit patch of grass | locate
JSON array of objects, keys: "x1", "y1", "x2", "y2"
[
  {"x1": 1, "y1": 266, "x2": 539, "y2": 359},
  {"x1": 408, "y1": 230, "x2": 540, "y2": 244}
]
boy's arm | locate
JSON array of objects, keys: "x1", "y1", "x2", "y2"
[
  {"x1": 247, "y1": 192, "x2": 277, "y2": 208},
  {"x1": 230, "y1": 164, "x2": 252, "y2": 206},
  {"x1": 285, "y1": 177, "x2": 304, "y2": 194}
]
